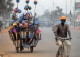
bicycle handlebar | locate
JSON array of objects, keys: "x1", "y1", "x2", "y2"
[{"x1": 57, "y1": 37, "x2": 70, "y2": 40}]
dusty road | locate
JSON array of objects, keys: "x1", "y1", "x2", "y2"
[{"x1": 0, "y1": 27, "x2": 80, "y2": 57}]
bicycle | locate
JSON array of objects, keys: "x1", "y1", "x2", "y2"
[{"x1": 56, "y1": 37, "x2": 71, "y2": 57}]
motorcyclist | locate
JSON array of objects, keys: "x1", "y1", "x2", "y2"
[{"x1": 54, "y1": 16, "x2": 72, "y2": 57}]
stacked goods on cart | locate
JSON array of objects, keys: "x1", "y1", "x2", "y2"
[{"x1": 8, "y1": 0, "x2": 41, "y2": 53}]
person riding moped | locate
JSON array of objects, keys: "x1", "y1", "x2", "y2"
[{"x1": 54, "y1": 16, "x2": 72, "y2": 57}]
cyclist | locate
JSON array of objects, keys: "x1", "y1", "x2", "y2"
[{"x1": 54, "y1": 16, "x2": 72, "y2": 57}]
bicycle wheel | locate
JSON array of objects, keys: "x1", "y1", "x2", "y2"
[
  {"x1": 56, "y1": 46, "x2": 62, "y2": 57},
  {"x1": 63, "y1": 46, "x2": 66, "y2": 57},
  {"x1": 61, "y1": 46, "x2": 66, "y2": 57},
  {"x1": 16, "y1": 47, "x2": 19, "y2": 53},
  {"x1": 57, "y1": 46, "x2": 65, "y2": 57},
  {"x1": 30, "y1": 46, "x2": 33, "y2": 53},
  {"x1": 61, "y1": 46, "x2": 64, "y2": 57},
  {"x1": 56, "y1": 51, "x2": 60, "y2": 57}
]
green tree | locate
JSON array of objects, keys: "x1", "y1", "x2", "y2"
[
  {"x1": 0, "y1": 0, "x2": 14, "y2": 19},
  {"x1": 44, "y1": 9, "x2": 50, "y2": 20},
  {"x1": 39, "y1": 6, "x2": 64, "y2": 22},
  {"x1": 50, "y1": 6, "x2": 64, "y2": 21}
]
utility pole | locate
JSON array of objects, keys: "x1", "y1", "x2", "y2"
[
  {"x1": 70, "y1": 0, "x2": 72, "y2": 22},
  {"x1": 53, "y1": 1, "x2": 54, "y2": 11},
  {"x1": 53, "y1": 1, "x2": 55, "y2": 25},
  {"x1": 69, "y1": 0, "x2": 72, "y2": 28},
  {"x1": 74, "y1": 0, "x2": 76, "y2": 29},
  {"x1": 74, "y1": 0, "x2": 76, "y2": 14},
  {"x1": 66, "y1": 0, "x2": 67, "y2": 16},
  {"x1": 3, "y1": 0, "x2": 6, "y2": 20},
  {"x1": 70, "y1": 0, "x2": 72, "y2": 10}
]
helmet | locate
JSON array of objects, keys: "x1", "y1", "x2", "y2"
[
  {"x1": 60, "y1": 16, "x2": 67, "y2": 20},
  {"x1": 13, "y1": 22, "x2": 17, "y2": 26}
]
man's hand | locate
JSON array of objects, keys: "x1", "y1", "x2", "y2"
[
  {"x1": 55, "y1": 37, "x2": 58, "y2": 42},
  {"x1": 69, "y1": 37, "x2": 72, "y2": 40},
  {"x1": 56, "y1": 42, "x2": 59, "y2": 45}
]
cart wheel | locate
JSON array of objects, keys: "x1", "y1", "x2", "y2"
[
  {"x1": 20, "y1": 47, "x2": 22, "y2": 51},
  {"x1": 20, "y1": 46, "x2": 23, "y2": 51},
  {"x1": 40, "y1": 34, "x2": 41, "y2": 40},
  {"x1": 16, "y1": 47, "x2": 19, "y2": 53},
  {"x1": 30, "y1": 46, "x2": 33, "y2": 52}
]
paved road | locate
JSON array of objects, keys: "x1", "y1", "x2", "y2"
[{"x1": 0, "y1": 27, "x2": 80, "y2": 57}]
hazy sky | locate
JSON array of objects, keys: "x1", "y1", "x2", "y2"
[{"x1": 13, "y1": 0, "x2": 78, "y2": 15}]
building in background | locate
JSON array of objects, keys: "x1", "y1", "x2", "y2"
[{"x1": 75, "y1": 0, "x2": 80, "y2": 11}]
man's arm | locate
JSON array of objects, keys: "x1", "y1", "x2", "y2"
[
  {"x1": 67, "y1": 25, "x2": 71, "y2": 39},
  {"x1": 54, "y1": 25, "x2": 58, "y2": 40}
]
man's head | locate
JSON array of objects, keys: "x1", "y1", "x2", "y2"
[{"x1": 60, "y1": 16, "x2": 67, "y2": 24}]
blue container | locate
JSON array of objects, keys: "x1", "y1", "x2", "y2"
[
  {"x1": 30, "y1": 32, "x2": 34, "y2": 39},
  {"x1": 18, "y1": 9, "x2": 22, "y2": 13},
  {"x1": 24, "y1": 6, "x2": 29, "y2": 10},
  {"x1": 30, "y1": 39, "x2": 37, "y2": 46},
  {"x1": 16, "y1": 0, "x2": 20, "y2": 3},
  {"x1": 34, "y1": 1, "x2": 38, "y2": 5},
  {"x1": 36, "y1": 33, "x2": 41, "y2": 40},
  {"x1": 28, "y1": 31, "x2": 34, "y2": 39},
  {"x1": 20, "y1": 31, "x2": 27, "y2": 38},
  {"x1": 22, "y1": 14, "x2": 26, "y2": 19},
  {"x1": 26, "y1": 1, "x2": 29, "y2": 4},
  {"x1": 11, "y1": 20, "x2": 16, "y2": 25}
]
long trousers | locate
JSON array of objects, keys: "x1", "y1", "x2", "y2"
[{"x1": 57, "y1": 40, "x2": 71, "y2": 57}]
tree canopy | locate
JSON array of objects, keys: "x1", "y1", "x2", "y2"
[{"x1": 0, "y1": 0, "x2": 14, "y2": 19}]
